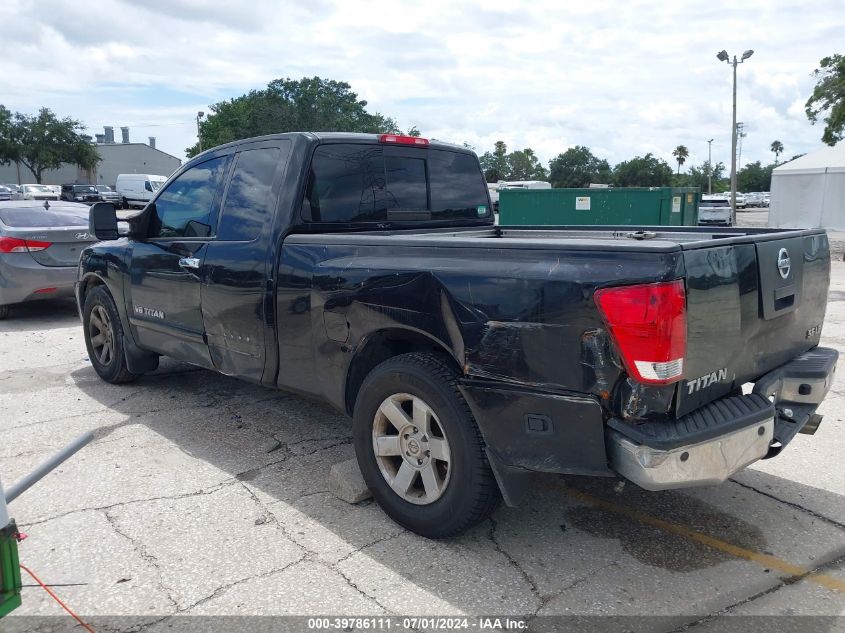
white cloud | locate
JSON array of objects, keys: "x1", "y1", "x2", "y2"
[{"x1": 1, "y1": 0, "x2": 842, "y2": 167}]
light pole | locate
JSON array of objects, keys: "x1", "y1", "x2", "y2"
[
  {"x1": 716, "y1": 49, "x2": 753, "y2": 226},
  {"x1": 707, "y1": 138, "x2": 714, "y2": 194},
  {"x1": 196, "y1": 111, "x2": 205, "y2": 153}
]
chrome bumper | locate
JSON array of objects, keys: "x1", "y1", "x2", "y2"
[
  {"x1": 608, "y1": 419, "x2": 774, "y2": 491},
  {"x1": 608, "y1": 346, "x2": 838, "y2": 491}
]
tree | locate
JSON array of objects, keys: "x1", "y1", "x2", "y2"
[
  {"x1": 187, "y1": 77, "x2": 400, "y2": 156},
  {"x1": 612, "y1": 154, "x2": 673, "y2": 187},
  {"x1": 406, "y1": 126, "x2": 421, "y2": 137},
  {"x1": 672, "y1": 145, "x2": 689, "y2": 174},
  {"x1": 674, "y1": 161, "x2": 726, "y2": 192},
  {"x1": 737, "y1": 161, "x2": 774, "y2": 192},
  {"x1": 770, "y1": 140, "x2": 784, "y2": 164},
  {"x1": 805, "y1": 54, "x2": 845, "y2": 146},
  {"x1": 507, "y1": 147, "x2": 547, "y2": 181},
  {"x1": 479, "y1": 141, "x2": 509, "y2": 182},
  {"x1": 0, "y1": 107, "x2": 100, "y2": 183},
  {"x1": 548, "y1": 146, "x2": 612, "y2": 188}
]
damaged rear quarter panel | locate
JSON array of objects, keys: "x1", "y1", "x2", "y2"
[{"x1": 278, "y1": 240, "x2": 685, "y2": 410}]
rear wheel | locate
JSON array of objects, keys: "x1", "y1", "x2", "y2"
[
  {"x1": 83, "y1": 286, "x2": 139, "y2": 383},
  {"x1": 353, "y1": 353, "x2": 500, "y2": 538}
]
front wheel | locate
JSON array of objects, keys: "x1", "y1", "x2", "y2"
[
  {"x1": 353, "y1": 353, "x2": 500, "y2": 538},
  {"x1": 83, "y1": 286, "x2": 139, "y2": 384}
]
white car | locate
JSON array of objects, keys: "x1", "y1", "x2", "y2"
[
  {"x1": 20, "y1": 184, "x2": 59, "y2": 201},
  {"x1": 698, "y1": 195, "x2": 732, "y2": 226},
  {"x1": 116, "y1": 173, "x2": 167, "y2": 209}
]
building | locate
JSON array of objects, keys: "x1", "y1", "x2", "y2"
[{"x1": 0, "y1": 126, "x2": 182, "y2": 188}]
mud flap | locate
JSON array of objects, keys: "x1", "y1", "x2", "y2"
[{"x1": 485, "y1": 448, "x2": 535, "y2": 507}]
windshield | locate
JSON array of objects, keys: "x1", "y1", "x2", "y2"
[
  {"x1": 23, "y1": 185, "x2": 51, "y2": 193},
  {"x1": 96, "y1": 185, "x2": 112, "y2": 192},
  {"x1": 74, "y1": 185, "x2": 98, "y2": 193}
]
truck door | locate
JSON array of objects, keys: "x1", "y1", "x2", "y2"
[
  {"x1": 127, "y1": 155, "x2": 231, "y2": 368},
  {"x1": 200, "y1": 140, "x2": 291, "y2": 382}
]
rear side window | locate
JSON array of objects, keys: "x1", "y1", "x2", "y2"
[
  {"x1": 302, "y1": 145, "x2": 384, "y2": 222},
  {"x1": 149, "y1": 156, "x2": 229, "y2": 238},
  {"x1": 302, "y1": 144, "x2": 490, "y2": 223},
  {"x1": 218, "y1": 146, "x2": 287, "y2": 241},
  {"x1": 429, "y1": 151, "x2": 489, "y2": 218}
]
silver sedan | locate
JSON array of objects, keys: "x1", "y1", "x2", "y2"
[{"x1": 0, "y1": 200, "x2": 96, "y2": 319}]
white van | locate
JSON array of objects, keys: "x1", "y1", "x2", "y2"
[{"x1": 116, "y1": 174, "x2": 167, "y2": 209}]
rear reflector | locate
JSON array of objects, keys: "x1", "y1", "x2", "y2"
[
  {"x1": 378, "y1": 134, "x2": 429, "y2": 146},
  {"x1": 0, "y1": 236, "x2": 52, "y2": 253},
  {"x1": 34, "y1": 287, "x2": 57, "y2": 294},
  {"x1": 594, "y1": 280, "x2": 687, "y2": 385}
]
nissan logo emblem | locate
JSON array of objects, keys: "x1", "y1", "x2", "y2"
[{"x1": 777, "y1": 248, "x2": 791, "y2": 279}]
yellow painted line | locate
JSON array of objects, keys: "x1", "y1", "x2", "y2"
[{"x1": 558, "y1": 483, "x2": 845, "y2": 593}]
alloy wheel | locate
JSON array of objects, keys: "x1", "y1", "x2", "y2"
[{"x1": 372, "y1": 393, "x2": 452, "y2": 505}]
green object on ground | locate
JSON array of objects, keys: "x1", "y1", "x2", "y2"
[
  {"x1": 499, "y1": 187, "x2": 701, "y2": 226},
  {"x1": 0, "y1": 523, "x2": 22, "y2": 618}
]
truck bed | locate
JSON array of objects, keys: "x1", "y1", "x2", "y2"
[
  {"x1": 289, "y1": 224, "x2": 826, "y2": 252},
  {"x1": 283, "y1": 224, "x2": 830, "y2": 422}
]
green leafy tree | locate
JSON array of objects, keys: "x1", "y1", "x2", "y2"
[
  {"x1": 673, "y1": 161, "x2": 726, "y2": 191},
  {"x1": 0, "y1": 107, "x2": 100, "y2": 183},
  {"x1": 612, "y1": 153, "x2": 673, "y2": 187},
  {"x1": 737, "y1": 161, "x2": 774, "y2": 192},
  {"x1": 805, "y1": 54, "x2": 845, "y2": 145},
  {"x1": 479, "y1": 141, "x2": 509, "y2": 182},
  {"x1": 672, "y1": 145, "x2": 689, "y2": 174},
  {"x1": 187, "y1": 77, "x2": 400, "y2": 156},
  {"x1": 770, "y1": 140, "x2": 784, "y2": 164},
  {"x1": 407, "y1": 126, "x2": 421, "y2": 137},
  {"x1": 507, "y1": 147, "x2": 548, "y2": 181},
  {"x1": 0, "y1": 105, "x2": 13, "y2": 166},
  {"x1": 548, "y1": 146, "x2": 611, "y2": 188}
]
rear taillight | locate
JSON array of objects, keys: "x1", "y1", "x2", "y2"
[
  {"x1": 594, "y1": 280, "x2": 687, "y2": 385},
  {"x1": 378, "y1": 134, "x2": 430, "y2": 146},
  {"x1": 0, "y1": 236, "x2": 52, "y2": 253}
]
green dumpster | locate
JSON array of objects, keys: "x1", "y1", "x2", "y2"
[{"x1": 499, "y1": 187, "x2": 700, "y2": 226}]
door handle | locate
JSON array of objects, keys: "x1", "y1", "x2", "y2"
[{"x1": 178, "y1": 257, "x2": 200, "y2": 270}]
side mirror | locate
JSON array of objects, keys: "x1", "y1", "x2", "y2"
[{"x1": 89, "y1": 202, "x2": 118, "y2": 240}]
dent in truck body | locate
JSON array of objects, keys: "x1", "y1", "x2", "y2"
[{"x1": 274, "y1": 240, "x2": 687, "y2": 495}]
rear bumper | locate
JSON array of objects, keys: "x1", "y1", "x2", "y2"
[
  {"x1": 607, "y1": 346, "x2": 838, "y2": 490},
  {"x1": 0, "y1": 256, "x2": 78, "y2": 306}
]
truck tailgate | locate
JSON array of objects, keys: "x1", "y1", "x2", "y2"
[{"x1": 678, "y1": 231, "x2": 830, "y2": 416}]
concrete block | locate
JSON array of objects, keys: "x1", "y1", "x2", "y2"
[{"x1": 329, "y1": 458, "x2": 372, "y2": 504}]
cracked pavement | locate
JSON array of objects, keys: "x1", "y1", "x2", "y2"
[{"x1": 2, "y1": 257, "x2": 845, "y2": 630}]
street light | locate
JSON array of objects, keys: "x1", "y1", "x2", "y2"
[
  {"x1": 707, "y1": 139, "x2": 714, "y2": 194},
  {"x1": 716, "y1": 49, "x2": 753, "y2": 225},
  {"x1": 196, "y1": 111, "x2": 205, "y2": 153}
]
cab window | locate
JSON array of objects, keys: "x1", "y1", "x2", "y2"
[
  {"x1": 148, "y1": 156, "x2": 229, "y2": 238},
  {"x1": 218, "y1": 145, "x2": 288, "y2": 241}
]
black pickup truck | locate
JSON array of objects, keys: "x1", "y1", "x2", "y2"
[{"x1": 77, "y1": 132, "x2": 837, "y2": 538}]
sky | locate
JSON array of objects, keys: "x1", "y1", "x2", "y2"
[{"x1": 1, "y1": 0, "x2": 842, "y2": 171}]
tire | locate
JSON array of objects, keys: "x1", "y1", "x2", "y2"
[
  {"x1": 353, "y1": 353, "x2": 500, "y2": 538},
  {"x1": 82, "y1": 286, "x2": 139, "y2": 384},
  {"x1": 0, "y1": 304, "x2": 9, "y2": 320},
  {"x1": 122, "y1": 197, "x2": 130, "y2": 209}
]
